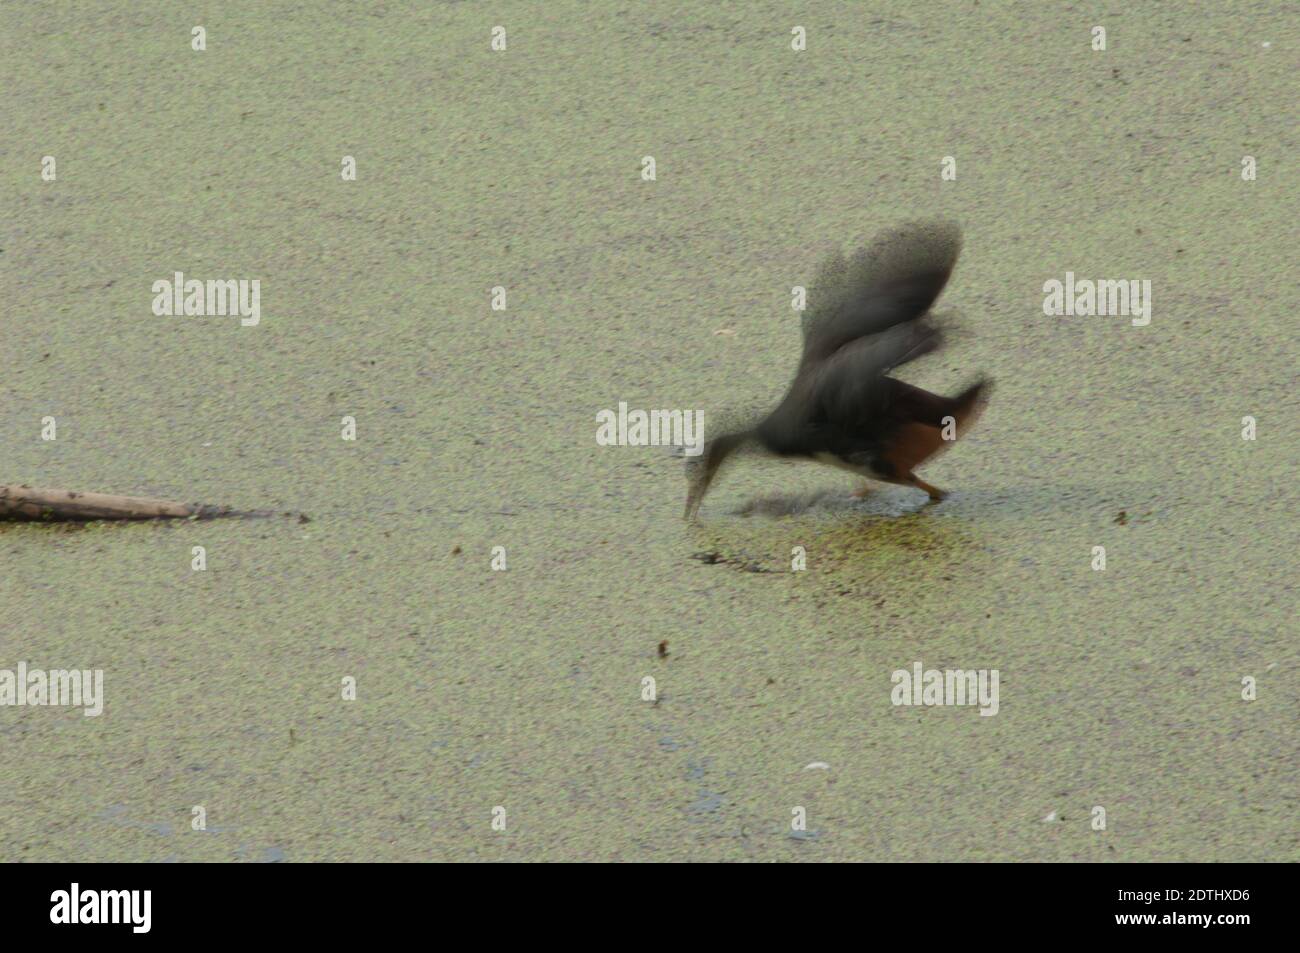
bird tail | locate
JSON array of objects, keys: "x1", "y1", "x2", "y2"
[{"x1": 948, "y1": 377, "x2": 991, "y2": 435}]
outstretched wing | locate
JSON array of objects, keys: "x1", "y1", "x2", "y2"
[
  {"x1": 808, "y1": 314, "x2": 944, "y2": 427},
  {"x1": 799, "y1": 221, "x2": 962, "y2": 371},
  {"x1": 758, "y1": 313, "x2": 946, "y2": 454}
]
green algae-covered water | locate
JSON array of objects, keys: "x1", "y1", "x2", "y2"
[{"x1": 1, "y1": 2, "x2": 1295, "y2": 861}]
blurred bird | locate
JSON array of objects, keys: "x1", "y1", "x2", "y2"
[{"x1": 685, "y1": 222, "x2": 990, "y2": 519}]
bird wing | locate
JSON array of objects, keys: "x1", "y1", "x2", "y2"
[
  {"x1": 807, "y1": 315, "x2": 945, "y2": 429},
  {"x1": 799, "y1": 221, "x2": 962, "y2": 370},
  {"x1": 758, "y1": 314, "x2": 944, "y2": 454}
]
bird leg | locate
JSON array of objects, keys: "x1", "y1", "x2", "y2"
[
  {"x1": 907, "y1": 475, "x2": 947, "y2": 502},
  {"x1": 851, "y1": 483, "x2": 873, "y2": 499}
]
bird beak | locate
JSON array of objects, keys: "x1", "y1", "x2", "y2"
[
  {"x1": 684, "y1": 430, "x2": 745, "y2": 520},
  {"x1": 684, "y1": 467, "x2": 711, "y2": 521}
]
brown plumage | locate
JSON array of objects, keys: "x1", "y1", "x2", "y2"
[{"x1": 685, "y1": 222, "x2": 990, "y2": 519}]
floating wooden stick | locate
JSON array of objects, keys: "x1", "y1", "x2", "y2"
[{"x1": 0, "y1": 484, "x2": 233, "y2": 521}]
